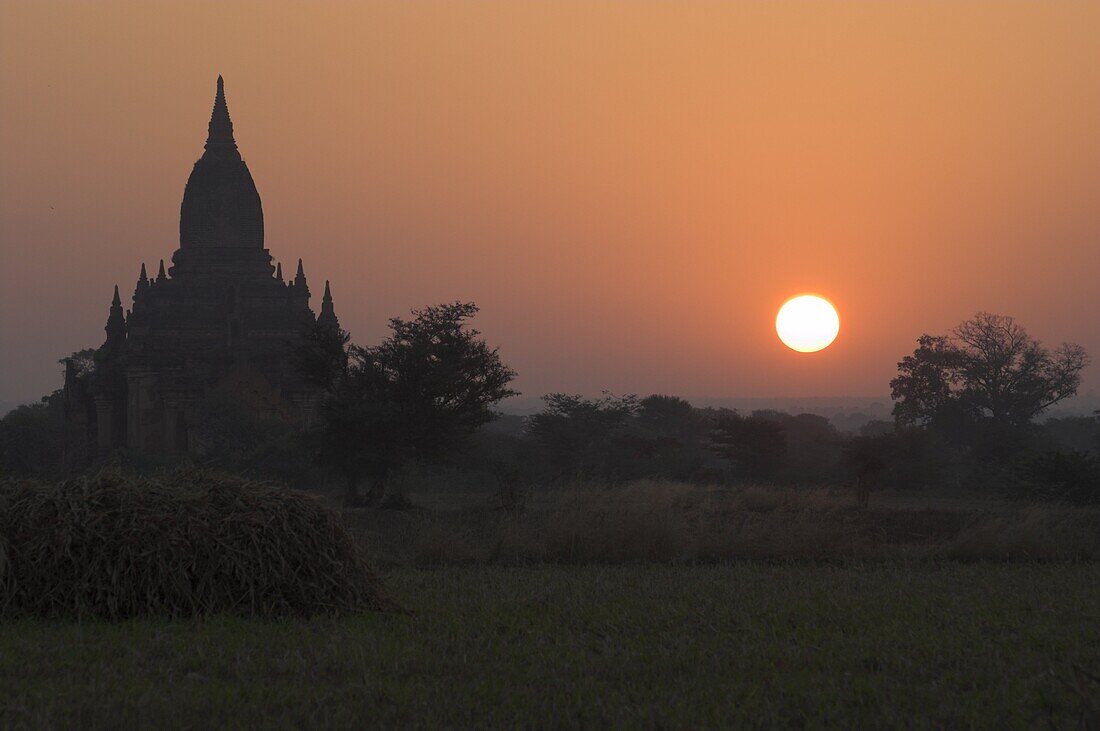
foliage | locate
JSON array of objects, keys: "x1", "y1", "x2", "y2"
[
  {"x1": 891, "y1": 314, "x2": 1089, "y2": 444},
  {"x1": 348, "y1": 480, "x2": 1100, "y2": 567},
  {"x1": 525, "y1": 393, "x2": 641, "y2": 481},
  {"x1": 636, "y1": 395, "x2": 708, "y2": 439},
  {"x1": 882, "y1": 427, "x2": 966, "y2": 491},
  {"x1": 843, "y1": 433, "x2": 895, "y2": 478},
  {"x1": 302, "y1": 302, "x2": 518, "y2": 502},
  {"x1": 293, "y1": 320, "x2": 350, "y2": 391},
  {"x1": 710, "y1": 411, "x2": 787, "y2": 480},
  {"x1": 709, "y1": 409, "x2": 848, "y2": 484},
  {"x1": 0, "y1": 397, "x2": 67, "y2": 478},
  {"x1": 1019, "y1": 451, "x2": 1100, "y2": 506},
  {"x1": 192, "y1": 379, "x2": 295, "y2": 465},
  {"x1": 60, "y1": 348, "x2": 98, "y2": 378}
]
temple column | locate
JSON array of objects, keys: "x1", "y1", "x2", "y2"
[
  {"x1": 163, "y1": 402, "x2": 180, "y2": 453},
  {"x1": 92, "y1": 395, "x2": 114, "y2": 453},
  {"x1": 127, "y1": 373, "x2": 143, "y2": 450},
  {"x1": 292, "y1": 394, "x2": 318, "y2": 430},
  {"x1": 127, "y1": 370, "x2": 160, "y2": 451},
  {"x1": 163, "y1": 391, "x2": 194, "y2": 453}
]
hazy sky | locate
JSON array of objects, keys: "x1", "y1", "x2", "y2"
[{"x1": 2, "y1": 1, "x2": 1099, "y2": 405}]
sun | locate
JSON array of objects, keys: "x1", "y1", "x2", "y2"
[{"x1": 776, "y1": 295, "x2": 840, "y2": 353}]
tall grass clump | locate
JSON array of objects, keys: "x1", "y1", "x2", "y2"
[
  {"x1": 944, "y1": 505, "x2": 1100, "y2": 561},
  {"x1": 0, "y1": 470, "x2": 393, "y2": 620}
]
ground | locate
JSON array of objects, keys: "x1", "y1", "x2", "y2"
[{"x1": 3, "y1": 563, "x2": 1098, "y2": 728}]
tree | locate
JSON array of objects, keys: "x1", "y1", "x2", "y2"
[
  {"x1": 891, "y1": 314, "x2": 1089, "y2": 444},
  {"x1": 0, "y1": 398, "x2": 66, "y2": 477},
  {"x1": 636, "y1": 395, "x2": 708, "y2": 440},
  {"x1": 843, "y1": 433, "x2": 897, "y2": 508},
  {"x1": 301, "y1": 302, "x2": 517, "y2": 504},
  {"x1": 890, "y1": 335, "x2": 963, "y2": 431},
  {"x1": 526, "y1": 393, "x2": 640, "y2": 481},
  {"x1": 632, "y1": 395, "x2": 718, "y2": 480},
  {"x1": 61, "y1": 348, "x2": 98, "y2": 378},
  {"x1": 710, "y1": 412, "x2": 787, "y2": 481},
  {"x1": 294, "y1": 321, "x2": 350, "y2": 392}
]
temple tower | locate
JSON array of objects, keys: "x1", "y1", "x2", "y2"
[{"x1": 67, "y1": 76, "x2": 340, "y2": 458}]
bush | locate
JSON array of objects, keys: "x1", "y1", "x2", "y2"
[
  {"x1": 0, "y1": 399, "x2": 67, "y2": 478},
  {"x1": 1019, "y1": 451, "x2": 1100, "y2": 505},
  {"x1": 0, "y1": 470, "x2": 393, "y2": 620}
]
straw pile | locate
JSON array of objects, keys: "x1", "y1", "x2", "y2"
[{"x1": 0, "y1": 470, "x2": 392, "y2": 620}]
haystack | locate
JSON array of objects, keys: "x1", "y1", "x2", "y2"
[{"x1": 0, "y1": 470, "x2": 392, "y2": 620}]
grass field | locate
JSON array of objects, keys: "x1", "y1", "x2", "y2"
[{"x1": 3, "y1": 563, "x2": 1099, "y2": 728}]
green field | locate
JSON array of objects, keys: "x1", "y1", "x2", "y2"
[{"x1": 3, "y1": 563, "x2": 1098, "y2": 728}]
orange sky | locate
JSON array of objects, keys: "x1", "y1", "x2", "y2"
[{"x1": 2, "y1": 1, "x2": 1099, "y2": 405}]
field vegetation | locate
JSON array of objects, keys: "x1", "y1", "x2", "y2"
[
  {"x1": 347, "y1": 480, "x2": 1100, "y2": 567},
  {"x1": 3, "y1": 564, "x2": 1098, "y2": 728}
]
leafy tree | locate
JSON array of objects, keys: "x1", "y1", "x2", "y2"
[
  {"x1": 710, "y1": 412, "x2": 787, "y2": 481},
  {"x1": 891, "y1": 314, "x2": 1089, "y2": 449},
  {"x1": 636, "y1": 395, "x2": 709, "y2": 440},
  {"x1": 632, "y1": 395, "x2": 719, "y2": 480},
  {"x1": 294, "y1": 321, "x2": 351, "y2": 392},
  {"x1": 890, "y1": 335, "x2": 963, "y2": 431},
  {"x1": 0, "y1": 398, "x2": 65, "y2": 477},
  {"x1": 301, "y1": 302, "x2": 517, "y2": 504},
  {"x1": 526, "y1": 393, "x2": 640, "y2": 481},
  {"x1": 189, "y1": 376, "x2": 312, "y2": 482},
  {"x1": 61, "y1": 348, "x2": 98, "y2": 378}
]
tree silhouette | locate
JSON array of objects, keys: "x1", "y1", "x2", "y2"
[
  {"x1": 301, "y1": 302, "x2": 517, "y2": 505},
  {"x1": 891, "y1": 313, "x2": 1088, "y2": 455},
  {"x1": 710, "y1": 412, "x2": 787, "y2": 481},
  {"x1": 526, "y1": 393, "x2": 640, "y2": 480}
]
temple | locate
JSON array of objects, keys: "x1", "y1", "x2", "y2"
[{"x1": 64, "y1": 76, "x2": 340, "y2": 456}]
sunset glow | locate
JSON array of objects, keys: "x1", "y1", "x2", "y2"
[{"x1": 1, "y1": 2, "x2": 1099, "y2": 402}]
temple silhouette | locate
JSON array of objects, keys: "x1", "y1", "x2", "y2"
[{"x1": 64, "y1": 76, "x2": 339, "y2": 456}]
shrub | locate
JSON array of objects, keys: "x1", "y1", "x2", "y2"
[
  {"x1": 0, "y1": 470, "x2": 394, "y2": 620},
  {"x1": 1019, "y1": 451, "x2": 1100, "y2": 506}
]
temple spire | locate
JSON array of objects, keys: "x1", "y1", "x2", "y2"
[
  {"x1": 105, "y1": 285, "x2": 126, "y2": 346},
  {"x1": 318, "y1": 280, "x2": 339, "y2": 330},
  {"x1": 275, "y1": 262, "x2": 283, "y2": 282},
  {"x1": 135, "y1": 263, "x2": 149, "y2": 300},
  {"x1": 157, "y1": 259, "x2": 167, "y2": 281},
  {"x1": 290, "y1": 258, "x2": 310, "y2": 302},
  {"x1": 204, "y1": 75, "x2": 237, "y2": 153}
]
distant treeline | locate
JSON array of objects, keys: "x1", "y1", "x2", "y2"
[{"x1": 2, "y1": 308, "x2": 1097, "y2": 506}]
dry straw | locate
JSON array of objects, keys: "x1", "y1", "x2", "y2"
[{"x1": 0, "y1": 470, "x2": 393, "y2": 620}]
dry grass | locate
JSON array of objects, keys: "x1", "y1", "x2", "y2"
[
  {"x1": 345, "y1": 480, "x2": 1100, "y2": 566},
  {"x1": 0, "y1": 470, "x2": 393, "y2": 620},
  {"x1": 947, "y1": 506, "x2": 1100, "y2": 561}
]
